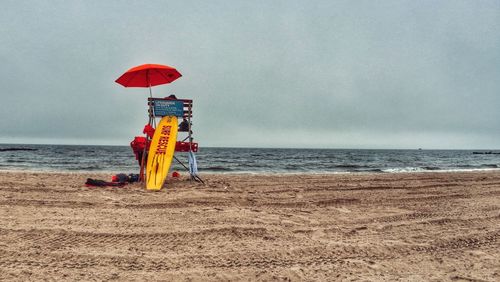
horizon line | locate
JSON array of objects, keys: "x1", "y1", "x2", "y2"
[{"x1": 1, "y1": 142, "x2": 499, "y2": 151}]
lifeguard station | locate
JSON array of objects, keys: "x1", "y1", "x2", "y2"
[
  {"x1": 116, "y1": 63, "x2": 202, "y2": 190},
  {"x1": 145, "y1": 96, "x2": 202, "y2": 184}
]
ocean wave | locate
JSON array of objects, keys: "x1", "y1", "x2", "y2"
[
  {"x1": 203, "y1": 166, "x2": 234, "y2": 172},
  {"x1": 6, "y1": 159, "x2": 23, "y2": 163},
  {"x1": 65, "y1": 165, "x2": 103, "y2": 171},
  {"x1": 458, "y1": 164, "x2": 498, "y2": 169},
  {"x1": 353, "y1": 168, "x2": 383, "y2": 173},
  {"x1": 422, "y1": 166, "x2": 441, "y2": 171},
  {"x1": 480, "y1": 164, "x2": 498, "y2": 168},
  {"x1": 332, "y1": 164, "x2": 366, "y2": 169}
]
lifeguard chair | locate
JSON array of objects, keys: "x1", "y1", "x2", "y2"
[{"x1": 130, "y1": 96, "x2": 203, "y2": 185}]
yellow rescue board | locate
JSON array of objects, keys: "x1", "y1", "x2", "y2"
[{"x1": 146, "y1": 116, "x2": 178, "y2": 190}]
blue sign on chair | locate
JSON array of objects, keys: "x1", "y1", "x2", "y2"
[{"x1": 153, "y1": 100, "x2": 184, "y2": 117}]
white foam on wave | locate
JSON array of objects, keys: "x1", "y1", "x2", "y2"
[
  {"x1": 382, "y1": 167, "x2": 500, "y2": 174},
  {"x1": 382, "y1": 167, "x2": 428, "y2": 173}
]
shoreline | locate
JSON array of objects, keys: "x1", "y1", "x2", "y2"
[
  {"x1": 2, "y1": 167, "x2": 500, "y2": 176},
  {"x1": 1, "y1": 170, "x2": 499, "y2": 280}
]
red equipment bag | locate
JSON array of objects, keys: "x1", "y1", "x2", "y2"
[
  {"x1": 175, "y1": 141, "x2": 198, "y2": 152},
  {"x1": 130, "y1": 136, "x2": 150, "y2": 161},
  {"x1": 143, "y1": 124, "x2": 155, "y2": 138}
]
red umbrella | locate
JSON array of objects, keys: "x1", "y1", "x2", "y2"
[
  {"x1": 115, "y1": 64, "x2": 182, "y2": 88},
  {"x1": 115, "y1": 63, "x2": 182, "y2": 115}
]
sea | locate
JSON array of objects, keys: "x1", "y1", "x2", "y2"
[{"x1": 0, "y1": 144, "x2": 500, "y2": 174}]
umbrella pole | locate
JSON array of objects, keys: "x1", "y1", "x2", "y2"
[
  {"x1": 139, "y1": 118, "x2": 149, "y2": 183},
  {"x1": 148, "y1": 84, "x2": 156, "y2": 128},
  {"x1": 140, "y1": 82, "x2": 155, "y2": 184}
]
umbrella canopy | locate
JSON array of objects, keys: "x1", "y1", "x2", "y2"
[{"x1": 115, "y1": 64, "x2": 182, "y2": 88}]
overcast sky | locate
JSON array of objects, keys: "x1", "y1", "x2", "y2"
[{"x1": 1, "y1": 0, "x2": 499, "y2": 149}]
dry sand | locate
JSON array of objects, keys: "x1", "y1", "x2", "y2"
[{"x1": 0, "y1": 171, "x2": 499, "y2": 281}]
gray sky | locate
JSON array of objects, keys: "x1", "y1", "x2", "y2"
[{"x1": 1, "y1": 0, "x2": 499, "y2": 149}]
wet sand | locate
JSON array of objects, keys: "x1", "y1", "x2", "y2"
[{"x1": 0, "y1": 171, "x2": 499, "y2": 281}]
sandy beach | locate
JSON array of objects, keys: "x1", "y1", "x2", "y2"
[{"x1": 0, "y1": 171, "x2": 499, "y2": 281}]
